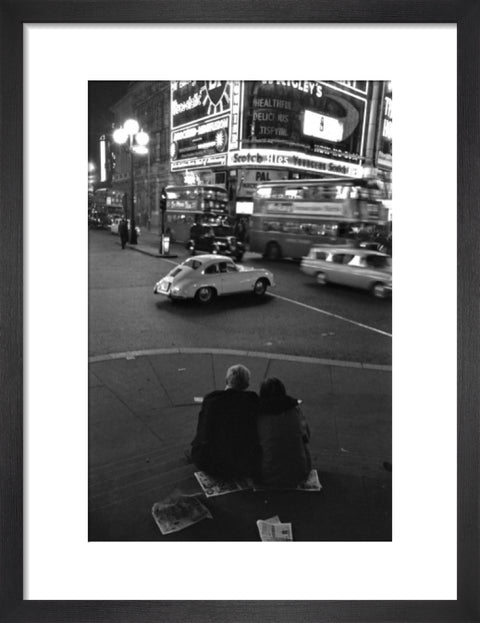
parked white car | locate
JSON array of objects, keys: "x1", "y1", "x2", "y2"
[
  {"x1": 300, "y1": 245, "x2": 392, "y2": 298},
  {"x1": 154, "y1": 255, "x2": 275, "y2": 304}
]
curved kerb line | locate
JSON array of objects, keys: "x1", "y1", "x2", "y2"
[{"x1": 89, "y1": 348, "x2": 391, "y2": 372}]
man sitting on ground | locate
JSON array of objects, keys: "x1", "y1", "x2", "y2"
[{"x1": 190, "y1": 364, "x2": 260, "y2": 480}]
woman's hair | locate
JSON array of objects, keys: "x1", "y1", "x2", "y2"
[
  {"x1": 225, "y1": 364, "x2": 251, "y2": 390},
  {"x1": 260, "y1": 377, "x2": 287, "y2": 400}
]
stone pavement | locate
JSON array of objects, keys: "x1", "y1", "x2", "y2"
[{"x1": 88, "y1": 347, "x2": 392, "y2": 542}]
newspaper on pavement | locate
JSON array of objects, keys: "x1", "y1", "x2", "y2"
[
  {"x1": 194, "y1": 471, "x2": 253, "y2": 497},
  {"x1": 257, "y1": 515, "x2": 293, "y2": 541},
  {"x1": 152, "y1": 491, "x2": 212, "y2": 535}
]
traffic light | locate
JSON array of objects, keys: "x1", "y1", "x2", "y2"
[{"x1": 160, "y1": 187, "x2": 167, "y2": 212}]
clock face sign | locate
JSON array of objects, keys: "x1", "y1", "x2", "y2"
[
  {"x1": 200, "y1": 81, "x2": 230, "y2": 115},
  {"x1": 214, "y1": 128, "x2": 228, "y2": 152}
]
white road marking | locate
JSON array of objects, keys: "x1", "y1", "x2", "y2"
[{"x1": 270, "y1": 293, "x2": 392, "y2": 337}]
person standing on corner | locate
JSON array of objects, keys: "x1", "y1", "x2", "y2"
[
  {"x1": 190, "y1": 364, "x2": 260, "y2": 480},
  {"x1": 118, "y1": 218, "x2": 128, "y2": 250}
]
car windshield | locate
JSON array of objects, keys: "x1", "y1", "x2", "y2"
[{"x1": 183, "y1": 259, "x2": 202, "y2": 270}]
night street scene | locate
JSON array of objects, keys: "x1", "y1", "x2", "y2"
[{"x1": 88, "y1": 80, "x2": 392, "y2": 542}]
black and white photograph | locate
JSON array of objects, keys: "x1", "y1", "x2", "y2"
[
  {"x1": 88, "y1": 80, "x2": 393, "y2": 542},
  {"x1": 3, "y1": 9, "x2": 476, "y2": 621}
]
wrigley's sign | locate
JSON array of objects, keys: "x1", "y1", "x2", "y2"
[{"x1": 227, "y1": 149, "x2": 363, "y2": 178}]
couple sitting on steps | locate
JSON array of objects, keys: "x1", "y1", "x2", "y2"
[{"x1": 190, "y1": 364, "x2": 311, "y2": 489}]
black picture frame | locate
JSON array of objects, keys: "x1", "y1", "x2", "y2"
[{"x1": 1, "y1": 1, "x2": 478, "y2": 621}]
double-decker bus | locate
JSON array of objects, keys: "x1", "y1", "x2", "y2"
[
  {"x1": 250, "y1": 178, "x2": 390, "y2": 260},
  {"x1": 164, "y1": 184, "x2": 229, "y2": 243}
]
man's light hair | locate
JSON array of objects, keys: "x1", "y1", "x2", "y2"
[{"x1": 225, "y1": 364, "x2": 251, "y2": 390}]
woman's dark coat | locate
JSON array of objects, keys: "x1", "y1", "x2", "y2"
[{"x1": 257, "y1": 395, "x2": 311, "y2": 488}]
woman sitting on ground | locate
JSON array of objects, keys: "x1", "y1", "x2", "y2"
[{"x1": 256, "y1": 377, "x2": 312, "y2": 488}]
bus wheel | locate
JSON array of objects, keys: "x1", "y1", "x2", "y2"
[
  {"x1": 316, "y1": 272, "x2": 327, "y2": 285},
  {"x1": 372, "y1": 282, "x2": 388, "y2": 299},
  {"x1": 195, "y1": 287, "x2": 215, "y2": 304},
  {"x1": 253, "y1": 279, "x2": 268, "y2": 297},
  {"x1": 264, "y1": 242, "x2": 281, "y2": 260}
]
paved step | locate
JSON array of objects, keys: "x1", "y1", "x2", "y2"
[
  {"x1": 89, "y1": 461, "x2": 198, "y2": 512},
  {"x1": 312, "y1": 448, "x2": 391, "y2": 479},
  {"x1": 89, "y1": 433, "x2": 192, "y2": 477},
  {"x1": 89, "y1": 451, "x2": 192, "y2": 498}
]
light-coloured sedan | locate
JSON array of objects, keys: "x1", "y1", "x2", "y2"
[
  {"x1": 154, "y1": 254, "x2": 275, "y2": 304},
  {"x1": 300, "y1": 245, "x2": 392, "y2": 298}
]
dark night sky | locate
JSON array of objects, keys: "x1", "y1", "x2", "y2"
[{"x1": 88, "y1": 81, "x2": 130, "y2": 165}]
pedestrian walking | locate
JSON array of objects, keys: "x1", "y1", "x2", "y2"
[{"x1": 118, "y1": 218, "x2": 128, "y2": 249}]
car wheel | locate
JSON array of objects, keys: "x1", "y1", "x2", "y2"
[
  {"x1": 264, "y1": 242, "x2": 282, "y2": 261},
  {"x1": 316, "y1": 272, "x2": 327, "y2": 285},
  {"x1": 195, "y1": 287, "x2": 215, "y2": 304},
  {"x1": 372, "y1": 282, "x2": 388, "y2": 299},
  {"x1": 253, "y1": 279, "x2": 268, "y2": 297}
]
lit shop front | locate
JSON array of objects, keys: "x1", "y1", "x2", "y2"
[{"x1": 170, "y1": 81, "x2": 371, "y2": 216}]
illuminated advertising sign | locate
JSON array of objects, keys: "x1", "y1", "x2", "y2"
[
  {"x1": 227, "y1": 148, "x2": 362, "y2": 178},
  {"x1": 266, "y1": 202, "x2": 346, "y2": 217},
  {"x1": 171, "y1": 153, "x2": 228, "y2": 171},
  {"x1": 99, "y1": 136, "x2": 107, "y2": 182},
  {"x1": 377, "y1": 82, "x2": 392, "y2": 170},
  {"x1": 171, "y1": 81, "x2": 232, "y2": 171},
  {"x1": 229, "y1": 81, "x2": 242, "y2": 150},
  {"x1": 170, "y1": 115, "x2": 229, "y2": 163},
  {"x1": 242, "y1": 81, "x2": 368, "y2": 163},
  {"x1": 171, "y1": 81, "x2": 231, "y2": 129}
]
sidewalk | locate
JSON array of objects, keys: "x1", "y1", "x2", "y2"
[
  {"x1": 119, "y1": 229, "x2": 260, "y2": 261},
  {"x1": 88, "y1": 348, "x2": 391, "y2": 542},
  {"x1": 122, "y1": 228, "x2": 182, "y2": 258}
]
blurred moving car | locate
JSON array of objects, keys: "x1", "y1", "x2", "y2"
[
  {"x1": 88, "y1": 211, "x2": 110, "y2": 229},
  {"x1": 110, "y1": 217, "x2": 141, "y2": 237},
  {"x1": 300, "y1": 246, "x2": 392, "y2": 298},
  {"x1": 187, "y1": 224, "x2": 245, "y2": 261},
  {"x1": 359, "y1": 239, "x2": 392, "y2": 255},
  {"x1": 154, "y1": 255, "x2": 275, "y2": 304}
]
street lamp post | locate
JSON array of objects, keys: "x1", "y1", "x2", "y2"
[{"x1": 113, "y1": 119, "x2": 149, "y2": 245}]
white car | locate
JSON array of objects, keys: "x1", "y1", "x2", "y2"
[
  {"x1": 300, "y1": 245, "x2": 392, "y2": 298},
  {"x1": 110, "y1": 217, "x2": 140, "y2": 237},
  {"x1": 154, "y1": 254, "x2": 275, "y2": 304}
]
